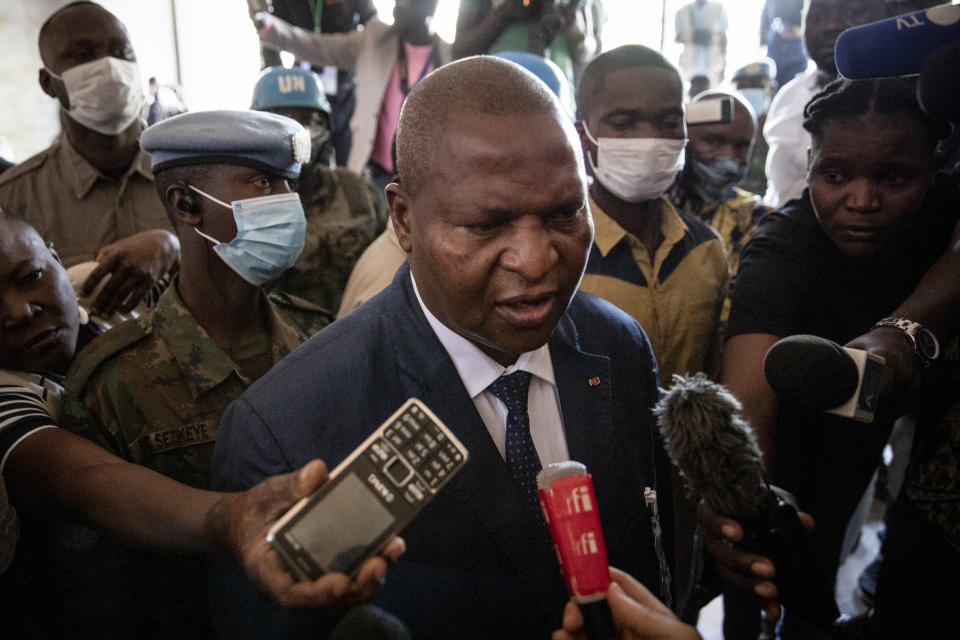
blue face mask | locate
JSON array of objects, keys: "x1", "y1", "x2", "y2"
[
  {"x1": 690, "y1": 157, "x2": 749, "y2": 204},
  {"x1": 738, "y1": 88, "x2": 767, "y2": 118},
  {"x1": 189, "y1": 185, "x2": 306, "y2": 286}
]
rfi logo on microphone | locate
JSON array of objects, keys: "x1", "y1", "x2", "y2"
[
  {"x1": 566, "y1": 486, "x2": 593, "y2": 514},
  {"x1": 575, "y1": 532, "x2": 599, "y2": 556}
]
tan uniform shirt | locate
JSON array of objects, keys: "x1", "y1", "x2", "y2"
[
  {"x1": 579, "y1": 196, "x2": 729, "y2": 382},
  {"x1": 337, "y1": 223, "x2": 407, "y2": 317},
  {"x1": 0, "y1": 130, "x2": 171, "y2": 267}
]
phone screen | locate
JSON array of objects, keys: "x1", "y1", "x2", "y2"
[{"x1": 285, "y1": 472, "x2": 395, "y2": 574}]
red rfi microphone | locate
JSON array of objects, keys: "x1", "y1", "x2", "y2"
[{"x1": 538, "y1": 461, "x2": 616, "y2": 640}]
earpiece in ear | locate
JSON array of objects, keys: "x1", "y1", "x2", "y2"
[{"x1": 180, "y1": 193, "x2": 197, "y2": 214}]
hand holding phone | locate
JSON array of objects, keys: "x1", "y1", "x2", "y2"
[{"x1": 268, "y1": 399, "x2": 469, "y2": 580}]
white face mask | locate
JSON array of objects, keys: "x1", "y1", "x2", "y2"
[
  {"x1": 46, "y1": 57, "x2": 143, "y2": 136},
  {"x1": 582, "y1": 124, "x2": 686, "y2": 203}
]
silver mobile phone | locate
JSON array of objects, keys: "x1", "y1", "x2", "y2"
[{"x1": 267, "y1": 398, "x2": 469, "y2": 580}]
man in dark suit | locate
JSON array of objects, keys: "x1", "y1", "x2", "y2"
[{"x1": 211, "y1": 55, "x2": 671, "y2": 639}]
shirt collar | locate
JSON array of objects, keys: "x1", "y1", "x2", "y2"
[
  {"x1": 590, "y1": 194, "x2": 688, "y2": 256},
  {"x1": 59, "y1": 123, "x2": 153, "y2": 200},
  {"x1": 409, "y1": 273, "x2": 555, "y2": 399},
  {"x1": 153, "y1": 281, "x2": 293, "y2": 399}
]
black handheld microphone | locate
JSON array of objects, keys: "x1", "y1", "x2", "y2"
[
  {"x1": 835, "y1": 3, "x2": 960, "y2": 79},
  {"x1": 919, "y1": 41, "x2": 960, "y2": 123},
  {"x1": 655, "y1": 374, "x2": 839, "y2": 627},
  {"x1": 764, "y1": 335, "x2": 885, "y2": 423}
]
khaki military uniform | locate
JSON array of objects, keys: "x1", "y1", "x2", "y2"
[
  {"x1": 683, "y1": 187, "x2": 768, "y2": 279},
  {"x1": 674, "y1": 187, "x2": 769, "y2": 326},
  {"x1": 63, "y1": 280, "x2": 331, "y2": 489},
  {"x1": 269, "y1": 164, "x2": 386, "y2": 313},
  {"x1": 0, "y1": 130, "x2": 172, "y2": 268}
]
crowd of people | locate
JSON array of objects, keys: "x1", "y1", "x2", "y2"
[{"x1": 0, "y1": 0, "x2": 957, "y2": 638}]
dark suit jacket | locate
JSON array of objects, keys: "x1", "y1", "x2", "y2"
[{"x1": 211, "y1": 264, "x2": 672, "y2": 639}]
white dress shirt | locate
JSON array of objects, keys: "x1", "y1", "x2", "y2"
[
  {"x1": 763, "y1": 66, "x2": 818, "y2": 209},
  {"x1": 411, "y1": 274, "x2": 570, "y2": 465}
]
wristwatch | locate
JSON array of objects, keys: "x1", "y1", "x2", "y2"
[{"x1": 872, "y1": 317, "x2": 941, "y2": 367}]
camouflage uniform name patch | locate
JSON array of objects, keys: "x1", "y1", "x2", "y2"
[{"x1": 140, "y1": 420, "x2": 218, "y2": 454}]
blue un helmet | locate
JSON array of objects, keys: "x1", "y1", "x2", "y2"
[
  {"x1": 493, "y1": 50, "x2": 572, "y2": 114},
  {"x1": 251, "y1": 66, "x2": 331, "y2": 117}
]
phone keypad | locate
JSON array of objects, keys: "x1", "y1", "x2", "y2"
[{"x1": 382, "y1": 404, "x2": 466, "y2": 493}]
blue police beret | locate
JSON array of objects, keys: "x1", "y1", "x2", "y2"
[
  {"x1": 732, "y1": 59, "x2": 777, "y2": 82},
  {"x1": 141, "y1": 109, "x2": 311, "y2": 179}
]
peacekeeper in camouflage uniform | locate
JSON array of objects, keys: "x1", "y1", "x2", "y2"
[
  {"x1": 64, "y1": 109, "x2": 331, "y2": 491},
  {"x1": 64, "y1": 109, "x2": 331, "y2": 490},
  {"x1": 63, "y1": 286, "x2": 326, "y2": 489},
  {"x1": 252, "y1": 66, "x2": 387, "y2": 312},
  {"x1": 56, "y1": 109, "x2": 329, "y2": 638}
]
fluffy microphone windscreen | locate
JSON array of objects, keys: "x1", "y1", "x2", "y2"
[
  {"x1": 655, "y1": 374, "x2": 768, "y2": 520},
  {"x1": 764, "y1": 335, "x2": 859, "y2": 410}
]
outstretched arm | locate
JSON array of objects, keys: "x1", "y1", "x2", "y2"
[
  {"x1": 847, "y1": 219, "x2": 960, "y2": 394},
  {"x1": 453, "y1": 1, "x2": 518, "y2": 59},
  {"x1": 5, "y1": 429, "x2": 403, "y2": 609}
]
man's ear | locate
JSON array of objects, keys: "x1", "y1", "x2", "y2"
[
  {"x1": 386, "y1": 183, "x2": 413, "y2": 254},
  {"x1": 574, "y1": 120, "x2": 590, "y2": 153},
  {"x1": 166, "y1": 182, "x2": 202, "y2": 227},
  {"x1": 574, "y1": 120, "x2": 597, "y2": 174},
  {"x1": 38, "y1": 68, "x2": 68, "y2": 108},
  {"x1": 805, "y1": 146, "x2": 813, "y2": 182},
  {"x1": 46, "y1": 241, "x2": 63, "y2": 265}
]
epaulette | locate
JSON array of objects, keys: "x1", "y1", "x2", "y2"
[
  {"x1": 268, "y1": 290, "x2": 335, "y2": 322},
  {"x1": 64, "y1": 315, "x2": 153, "y2": 397},
  {"x1": 0, "y1": 146, "x2": 55, "y2": 186}
]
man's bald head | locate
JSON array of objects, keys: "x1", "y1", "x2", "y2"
[{"x1": 395, "y1": 56, "x2": 566, "y2": 196}]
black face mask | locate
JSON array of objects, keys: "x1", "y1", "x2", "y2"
[{"x1": 307, "y1": 125, "x2": 334, "y2": 166}]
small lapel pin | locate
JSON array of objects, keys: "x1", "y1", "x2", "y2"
[{"x1": 588, "y1": 376, "x2": 600, "y2": 387}]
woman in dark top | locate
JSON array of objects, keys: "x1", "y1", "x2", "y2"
[{"x1": 720, "y1": 76, "x2": 957, "y2": 628}]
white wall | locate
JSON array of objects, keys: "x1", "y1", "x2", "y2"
[{"x1": 0, "y1": 0, "x2": 64, "y2": 162}]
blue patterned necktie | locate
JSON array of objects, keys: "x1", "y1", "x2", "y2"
[{"x1": 487, "y1": 371, "x2": 543, "y2": 508}]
